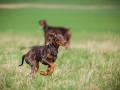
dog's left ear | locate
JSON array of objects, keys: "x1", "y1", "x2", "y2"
[{"x1": 49, "y1": 33, "x2": 56, "y2": 38}]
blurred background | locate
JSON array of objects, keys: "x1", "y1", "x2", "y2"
[
  {"x1": 0, "y1": 0, "x2": 120, "y2": 90},
  {"x1": 0, "y1": 0, "x2": 120, "y2": 35}
]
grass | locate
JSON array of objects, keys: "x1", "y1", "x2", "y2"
[
  {"x1": 0, "y1": 33, "x2": 120, "y2": 90},
  {"x1": 0, "y1": 9, "x2": 120, "y2": 34},
  {"x1": 0, "y1": 2, "x2": 120, "y2": 90},
  {"x1": 0, "y1": 0, "x2": 120, "y2": 5}
]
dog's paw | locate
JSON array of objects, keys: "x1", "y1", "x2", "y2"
[{"x1": 40, "y1": 71, "x2": 48, "y2": 76}]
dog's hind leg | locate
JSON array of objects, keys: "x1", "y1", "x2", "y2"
[
  {"x1": 34, "y1": 61, "x2": 39, "y2": 76},
  {"x1": 65, "y1": 29, "x2": 71, "y2": 49},
  {"x1": 65, "y1": 40, "x2": 71, "y2": 49},
  {"x1": 30, "y1": 60, "x2": 39, "y2": 77}
]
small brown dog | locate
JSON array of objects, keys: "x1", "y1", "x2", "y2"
[
  {"x1": 39, "y1": 20, "x2": 71, "y2": 49},
  {"x1": 19, "y1": 33, "x2": 67, "y2": 76}
]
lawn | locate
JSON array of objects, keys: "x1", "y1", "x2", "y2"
[{"x1": 0, "y1": 1, "x2": 120, "y2": 90}]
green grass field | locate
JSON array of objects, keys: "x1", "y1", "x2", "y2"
[
  {"x1": 0, "y1": 1, "x2": 120, "y2": 90},
  {"x1": 0, "y1": 0, "x2": 120, "y2": 5}
]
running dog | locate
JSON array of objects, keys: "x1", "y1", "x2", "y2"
[{"x1": 19, "y1": 33, "x2": 67, "y2": 76}]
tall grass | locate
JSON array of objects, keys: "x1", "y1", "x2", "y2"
[{"x1": 0, "y1": 33, "x2": 120, "y2": 90}]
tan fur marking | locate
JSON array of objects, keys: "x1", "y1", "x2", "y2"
[
  {"x1": 40, "y1": 71, "x2": 48, "y2": 76},
  {"x1": 67, "y1": 29, "x2": 71, "y2": 36},
  {"x1": 47, "y1": 54, "x2": 52, "y2": 59},
  {"x1": 33, "y1": 67, "x2": 38, "y2": 77},
  {"x1": 48, "y1": 63, "x2": 55, "y2": 75},
  {"x1": 56, "y1": 41, "x2": 65, "y2": 45},
  {"x1": 40, "y1": 63, "x2": 55, "y2": 76}
]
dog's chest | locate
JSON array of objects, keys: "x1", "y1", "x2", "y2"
[{"x1": 47, "y1": 54, "x2": 57, "y2": 62}]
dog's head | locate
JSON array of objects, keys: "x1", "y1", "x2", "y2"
[
  {"x1": 49, "y1": 33, "x2": 67, "y2": 46},
  {"x1": 39, "y1": 20, "x2": 46, "y2": 29}
]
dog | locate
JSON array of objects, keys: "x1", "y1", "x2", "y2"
[
  {"x1": 39, "y1": 20, "x2": 71, "y2": 49},
  {"x1": 19, "y1": 33, "x2": 67, "y2": 76}
]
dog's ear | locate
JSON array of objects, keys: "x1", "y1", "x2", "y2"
[
  {"x1": 43, "y1": 20, "x2": 46, "y2": 23},
  {"x1": 39, "y1": 20, "x2": 46, "y2": 23},
  {"x1": 49, "y1": 33, "x2": 56, "y2": 38}
]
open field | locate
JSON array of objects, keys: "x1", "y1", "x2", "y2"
[
  {"x1": 0, "y1": 4, "x2": 120, "y2": 10},
  {"x1": 0, "y1": 0, "x2": 120, "y2": 5},
  {"x1": 0, "y1": 1, "x2": 120, "y2": 90}
]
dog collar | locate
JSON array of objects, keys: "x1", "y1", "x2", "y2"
[
  {"x1": 48, "y1": 44, "x2": 57, "y2": 58},
  {"x1": 40, "y1": 45, "x2": 57, "y2": 62},
  {"x1": 40, "y1": 47, "x2": 44, "y2": 59}
]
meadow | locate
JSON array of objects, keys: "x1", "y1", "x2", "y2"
[{"x1": 0, "y1": 1, "x2": 120, "y2": 90}]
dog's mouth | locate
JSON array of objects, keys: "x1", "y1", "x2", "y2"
[
  {"x1": 40, "y1": 25, "x2": 43, "y2": 29},
  {"x1": 40, "y1": 24, "x2": 44, "y2": 29},
  {"x1": 56, "y1": 41, "x2": 67, "y2": 46},
  {"x1": 39, "y1": 23, "x2": 45, "y2": 29}
]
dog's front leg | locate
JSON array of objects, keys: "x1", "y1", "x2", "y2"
[
  {"x1": 40, "y1": 63, "x2": 55, "y2": 76},
  {"x1": 47, "y1": 63, "x2": 55, "y2": 75},
  {"x1": 40, "y1": 59, "x2": 50, "y2": 76},
  {"x1": 40, "y1": 59, "x2": 54, "y2": 76}
]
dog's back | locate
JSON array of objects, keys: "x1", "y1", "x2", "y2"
[{"x1": 26, "y1": 46, "x2": 44, "y2": 60}]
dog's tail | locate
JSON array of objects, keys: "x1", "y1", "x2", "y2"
[{"x1": 19, "y1": 54, "x2": 26, "y2": 67}]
